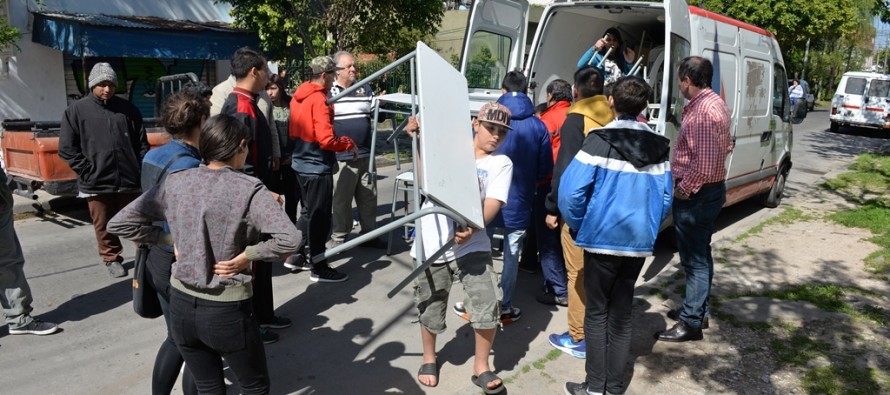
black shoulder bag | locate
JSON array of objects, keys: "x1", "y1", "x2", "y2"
[{"x1": 133, "y1": 153, "x2": 191, "y2": 319}]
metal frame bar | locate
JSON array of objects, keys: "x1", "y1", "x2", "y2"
[{"x1": 313, "y1": 49, "x2": 472, "y2": 297}]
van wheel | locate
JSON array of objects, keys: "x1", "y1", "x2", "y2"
[
  {"x1": 761, "y1": 165, "x2": 789, "y2": 208},
  {"x1": 830, "y1": 122, "x2": 839, "y2": 133}
]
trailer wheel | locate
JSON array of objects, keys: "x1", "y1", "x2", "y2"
[{"x1": 761, "y1": 165, "x2": 789, "y2": 208}]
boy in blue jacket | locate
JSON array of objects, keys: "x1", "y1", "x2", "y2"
[{"x1": 559, "y1": 76, "x2": 672, "y2": 395}]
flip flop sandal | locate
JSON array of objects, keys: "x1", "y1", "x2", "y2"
[
  {"x1": 417, "y1": 362, "x2": 438, "y2": 388},
  {"x1": 471, "y1": 370, "x2": 505, "y2": 394}
]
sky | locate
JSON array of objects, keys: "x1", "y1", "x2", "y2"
[{"x1": 876, "y1": 17, "x2": 890, "y2": 49}]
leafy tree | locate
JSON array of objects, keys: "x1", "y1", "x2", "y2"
[
  {"x1": 699, "y1": 0, "x2": 886, "y2": 98},
  {"x1": 0, "y1": 0, "x2": 21, "y2": 51},
  {"x1": 220, "y1": 0, "x2": 444, "y2": 59},
  {"x1": 465, "y1": 45, "x2": 497, "y2": 89}
]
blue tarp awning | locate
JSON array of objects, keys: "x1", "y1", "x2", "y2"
[{"x1": 31, "y1": 12, "x2": 260, "y2": 60}]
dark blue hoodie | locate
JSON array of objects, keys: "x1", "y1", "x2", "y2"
[{"x1": 493, "y1": 92, "x2": 553, "y2": 229}]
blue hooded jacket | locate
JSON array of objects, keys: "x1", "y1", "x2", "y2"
[
  {"x1": 558, "y1": 120, "x2": 672, "y2": 257},
  {"x1": 493, "y1": 92, "x2": 553, "y2": 229}
]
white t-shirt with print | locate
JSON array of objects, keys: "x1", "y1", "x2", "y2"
[{"x1": 411, "y1": 153, "x2": 513, "y2": 263}]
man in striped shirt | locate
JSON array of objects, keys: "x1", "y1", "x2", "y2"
[
  {"x1": 656, "y1": 56, "x2": 733, "y2": 343},
  {"x1": 328, "y1": 51, "x2": 386, "y2": 249}
]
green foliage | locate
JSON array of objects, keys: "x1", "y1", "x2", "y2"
[
  {"x1": 699, "y1": 0, "x2": 883, "y2": 99},
  {"x1": 735, "y1": 207, "x2": 814, "y2": 242},
  {"x1": 464, "y1": 45, "x2": 497, "y2": 89},
  {"x1": 221, "y1": 0, "x2": 444, "y2": 59},
  {"x1": 770, "y1": 334, "x2": 832, "y2": 365},
  {"x1": 356, "y1": 57, "x2": 412, "y2": 95},
  {"x1": 0, "y1": 0, "x2": 21, "y2": 51},
  {"x1": 824, "y1": 153, "x2": 890, "y2": 278},
  {"x1": 803, "y1": 366, "x2": 884, "y2": 395},
  {"x1": 730, "y1": 283, "x2": 887, "y2": 325},
  {"x1": 823, "y1": 153, "x2": 890, "y2": 206}
]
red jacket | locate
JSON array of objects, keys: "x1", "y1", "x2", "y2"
[
  {"x1": 540, "y1": 100, "x2": 571, "y2": 164},
  {"x1": 288, "y1": 81, "x2": 355, "y2": 174}
]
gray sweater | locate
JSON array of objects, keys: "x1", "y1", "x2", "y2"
[{"x1": 108, "y1": 165, "x2": 301, "y2": 301}]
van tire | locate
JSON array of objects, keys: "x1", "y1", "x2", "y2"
[
  {"x1": 830, "y1": 122, "x2": 839, "y2": 133},
  {"x1": 761, "y1": 165, "x2": 789, "y2": 208}
]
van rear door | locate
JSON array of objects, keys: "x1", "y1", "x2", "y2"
[
  {"x1": 864, "y1": 78, "x2": 890, "y2": 127},
  {"x1": 461, "y1": 0, "x2": 529, "y2": 106},
  {"x1": 659, "y1": 0, "x2": 692, "y2": 137},
  {"x1": 838, "y1": 76, "x2": 868, "y2": 124}
]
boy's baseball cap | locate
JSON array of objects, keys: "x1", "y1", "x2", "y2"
[
  {"x1": 309, "y1": 56, "x2": 343, "y2": 75},
  {"x1": 476, "y1": 102, "x2": 512, "y2": 130}
]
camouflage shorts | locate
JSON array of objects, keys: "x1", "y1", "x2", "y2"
[{"x1": 413, "y1": 251, "x2": 501, "y2": 333}]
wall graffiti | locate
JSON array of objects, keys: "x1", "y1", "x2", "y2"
[{"x1": 68, "y1": 57, "x2": 208, "y2": 118}]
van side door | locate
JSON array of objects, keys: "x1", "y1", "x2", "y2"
[
  {"x1": 460, "y1": 0, "x2": 529, "y2": 105},
  {"x1": 727, "y1": 28, "x2": 775, "y2": 187}
]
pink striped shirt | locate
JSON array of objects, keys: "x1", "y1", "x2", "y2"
[{"x1": 671, "y1": 88, "x2": 734, "y2": 194}]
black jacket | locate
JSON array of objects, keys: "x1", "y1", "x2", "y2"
[{"x1": 60, "y1": 94, "x2": 148, "y2": 194}]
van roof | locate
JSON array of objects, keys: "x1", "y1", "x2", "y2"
[
  {"x1": 842, "y1": 71, "x2": 890, "y2": 78},
  {"x1": 689, "y1": 6, "x2": 774, "y2": 38}
]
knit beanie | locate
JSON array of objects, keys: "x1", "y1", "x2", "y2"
[{"x1": 88, "y1": 63, "x2": 118, "y2": 89}]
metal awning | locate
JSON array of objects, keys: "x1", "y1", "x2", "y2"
[{"x1": 31, "y1": 12, "x2": 260, "y2": 59}]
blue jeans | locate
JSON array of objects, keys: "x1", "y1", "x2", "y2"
[
  {"x1": 533, "y1": 185, "x2": 567, "y2": 298},
  {"x1": 490, "y1": 228, "x2": 526, "y2": 309},
  {"x1": 673, "y1": 183, "x2": 725, "y2": 330}
]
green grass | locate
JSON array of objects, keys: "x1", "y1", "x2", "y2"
[
  {"x1": 771, "y1": 334, "x2": 831, "y2": 365},
  {"x1": 822, "y1": 154, "x2": 890, "y2": 206},
  {"x1": 735, "y1": 207, "x2": 813, "y2": 242},
  {"x1": 673, "y1": 284, "x2": 686, "y2": 297},
  {"x1": 727, "y1": 284, "x2": 886, "y2": 327},
  {"x1": 802, "y1": 366, "x2": 883, "y2": 395},
  {"x1": 823, "y1": 154, "x2": 890, "y2": 280},
  {"x1": 648, "y1": 288, "x2": 669, "y2": 300},
  {"x1": 772, "y1": 334, "x2": 886, "y2": 394},
  {"x1": 505, "y1": 349, "x2": 563, "y2": 385}
]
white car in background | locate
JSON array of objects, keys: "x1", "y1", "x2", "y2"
[{"x1": 830, "y1": 71, "x2": 890, "y2": 133}]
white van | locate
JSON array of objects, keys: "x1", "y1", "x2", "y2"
[
  {"x1": 829, "y1": 71, "x2": 890, "y2": 133},
  {"x1": 460, "y1": 0, "x2": 793, "y2": 208}
]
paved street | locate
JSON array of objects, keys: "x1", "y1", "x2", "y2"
[{"x1": 1, "y1": 109, "x2": 887, "y2": 394}]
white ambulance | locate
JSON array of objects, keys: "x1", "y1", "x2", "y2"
[
  {"x1": 829, "y1": 71, "x2": 890, "y2": 133},
  {"x1": 460, "y1": 0, "x2": 793, "y2": 208}
]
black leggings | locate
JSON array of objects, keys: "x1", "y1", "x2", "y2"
[{"x1": 146, "y1": 246, "x2": 197, "y2": 395}]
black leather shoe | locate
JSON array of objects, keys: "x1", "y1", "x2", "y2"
[
  {"x1": 667, "y1": 309, "x2": 709, "y2": 329},
  {"x1": 655, "y1": 321, "x2": 703, "y2": 342}
]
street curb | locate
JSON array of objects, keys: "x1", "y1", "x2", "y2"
[{"x1": 11, "y1": 154, "x2": 411, "y2": 219}]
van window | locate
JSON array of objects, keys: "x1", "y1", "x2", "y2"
[
  {"x1": 773, "y1": 65, "x2": 790, "y2": 121},
  {"x1": 667, "y1": 34, "x2": 691, "y2": 128},
  {"x1": 868, "y1": 79, "x2": 890, "y2": 97},
  {"x1": 465, "y1": 31, "x2": 512, "y2": 90},
  {"x1": 844, "y1": 78, "x2": 867, "y2": 95}
]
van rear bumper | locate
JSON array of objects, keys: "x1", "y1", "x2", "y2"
[{"x1": 829, "y1": 116, "x2": 890, "y2": 130}]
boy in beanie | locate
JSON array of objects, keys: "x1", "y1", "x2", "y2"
[
  {"x1": 60, "y1": 62, "x2": 149, "y2": 278},
  {"x1": 408, "y1": 102, "x2": 513, "y2": 394}
]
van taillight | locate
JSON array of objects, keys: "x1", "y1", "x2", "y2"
[{"x1": 832, "y1": 107, "x2": 838, "y2": 115}]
